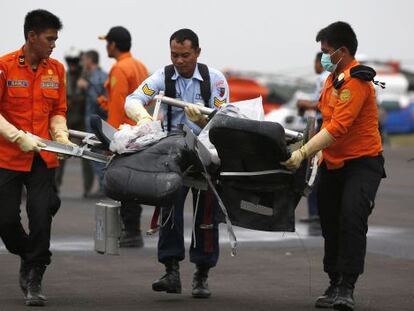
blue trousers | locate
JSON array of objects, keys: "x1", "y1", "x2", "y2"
[{"x1": 157, "y1": 186, "x2": 220, "y2": 268}]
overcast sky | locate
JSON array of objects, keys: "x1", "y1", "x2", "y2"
[{"x1": 0, "y1": 0, "x2": 412, "y2": 75}]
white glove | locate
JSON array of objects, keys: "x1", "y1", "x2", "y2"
[
  {"x1": 15, "y1": 131, "x2": 46, "y2": 153},
  {"x1": 184, "y1": 104, "x2": 203, "y2": 122},
  {"x1": 0, "y1": 114, "x2": 45, "y2": 152},
  {"x1": 50, "y1": 115, "x2": 77, "y2": 159},
  {"x1": 282, "y1": 147, "x2": 306, "y2": 170},
  {"x1": 49, "y1": 115, "x2": 77, "y2": 147},
  {"x1": 125, "y1": 99, "x2": 153, "y2": 124},
  {"x1": 281, "y1": 128, "x2": 335, "y2": 170}
]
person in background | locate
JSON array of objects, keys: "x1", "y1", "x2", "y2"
[
  {"x1": 77, "y1": 50, "x2": 108, "y2": 197},
  {"x1": 0, "y1": 9, "x2": 75, "y2": 306},
  {"x1": 296, "y1": 52, "x2": 329, "y2": 223},
  {"x1": 282, "y1": 21, "x2": 386, "y2": 311},
  {"x1": 55, "y1": 47, "x2": 94, "y2": 197},
  {"x1": 98, "y1": 26, "x2": 148, "y2": 247}
]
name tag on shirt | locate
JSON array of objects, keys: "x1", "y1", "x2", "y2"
[
  {"x1": 41, "y1": 75, "x2": 59, "y2": 89},
  {"x1": 7, "y1": 80, "x2": 29, "y2": 87}
]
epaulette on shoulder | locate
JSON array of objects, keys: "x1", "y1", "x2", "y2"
[
  {"x1": 0, "y1": 51, "x2": 17, "y2": 63},
  {"x1": 48, "y1": 57, "x2": 62, "y2": 66},
  {"x1": 333, "y1": 65, "x2": 386, "y2": 90}
]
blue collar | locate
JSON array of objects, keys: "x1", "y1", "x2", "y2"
[{"x1": 171, "y1": 65, "x2": 204, "y2": 81}]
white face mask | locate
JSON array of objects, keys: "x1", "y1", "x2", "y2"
[{"x1": 321, "y1": 48, "x2": 342, "y2": 72}]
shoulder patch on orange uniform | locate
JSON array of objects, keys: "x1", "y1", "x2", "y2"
[
  {"x1": 339, "y1": 89, "x2": 352, "y2": 102},
  {"x1": 111, "y1": 76, "x2": 117, "y2": 88}
]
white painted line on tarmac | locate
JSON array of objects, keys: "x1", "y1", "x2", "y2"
[{"x1": 0, "y1": 225, "x2": 406, "y2": 253}]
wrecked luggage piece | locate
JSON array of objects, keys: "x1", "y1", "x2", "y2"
[
  {"x1": 208, "y1": 112, "x2": 303, "y2": 232},
  {"x1": 103, "y1": 131, "x2": 193, "y2": 206},
  {"x1": 109, "y1": 121, "x2": 167, "y2": 154}
]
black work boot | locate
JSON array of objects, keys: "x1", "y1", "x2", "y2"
[
  {"x1": 192, "y1": 265, "x2": 211, "y2": 298},
  {"x1": 333, "y1": 274, "x2": 358, "y2": 311},
  {"x1": 152, "y1": 259, "x2": 181, "y2": 293},
  {"x1": 119, "y1": 230, "x2": 144, "y2": 248},
  {"x1": 315, "y1": 273, "x2": 342, "y2": 308},
  {"x1": 25, "y1": 265, "x2": 47, "y2": 306},
  {"x1": 19, "y1": 259, "x2": 30, "y2": 297}
]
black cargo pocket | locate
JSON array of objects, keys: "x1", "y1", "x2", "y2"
[
  {"x1": 361, "y1": 177, "x2": 381, "y2": 215},
  {"x1": 49, "y1": 183, "x2": 61, "y2": 216}
]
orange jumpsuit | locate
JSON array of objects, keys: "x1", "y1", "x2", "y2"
[
  {"x1": 317, "y1": 59, "x2": 385, "y2": 277},
  {"x1": 318, "y1": 59, "x2": 382, "y2": 169},
  {"x1": 0, "y1": 47, "x2": 66, "y2": 172},
  {"x1": 101, "y1": 52, "x2": 148, "y2": 128}
]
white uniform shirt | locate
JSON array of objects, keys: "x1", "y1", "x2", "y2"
[
  {"x1": 125, "y1": 65, "x2": 229, "y2": 134},
  {"x1": 314, "y1": 70, "x2": 330, "y2": 101}
]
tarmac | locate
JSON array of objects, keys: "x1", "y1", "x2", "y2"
[{"x1": 1, "y1": 144, "x2": 414, "y2": 310}]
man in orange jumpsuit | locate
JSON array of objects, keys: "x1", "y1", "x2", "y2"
[
  {"x1": 282, "y1": 22, "x2": 385, "y2": 311},
  {"x1": 98, "y1": 26, "x2": 149, "y2": 247},
  {"x1": 0, "y1": 9, "x2": 74, "y2": 306}
]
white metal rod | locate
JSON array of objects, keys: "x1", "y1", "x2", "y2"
[{"x1": 154, "y1": 94, "x2": 214, "y2": 115}]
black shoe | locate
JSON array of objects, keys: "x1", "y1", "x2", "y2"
[
  {"x1": 333, "y1": 286, "x2": 355, "y2": 311},
  {"x1": 315, "y1": 284, "x2": 338, "y2": 308},
  {"x1": 333, "y1": 273, "x2": 358, "y2": 311},
  {"x1": 192, "y1": 266, "x2": 211, "y2": 298},
  {"x1": 19, "y1": 259, "x2": 30, "y2": 297},
  {"x1": 152, "y1": 259, "x2": 181, "y2": 294},
  {"x1": 25, "y1": 265, "x2": 47, "y2": 306},
  {"x1": 119, "y1": 230, "x2": 144, "y2": 248},
  {"x1": 315, "y1": 273, "x2": 342, "y2": 308}
]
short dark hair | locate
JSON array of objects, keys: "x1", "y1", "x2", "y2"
[
  {"x1": 170, "y1": 28, "x2": 199, "y2": 49},
  {"x1": 24, "y1": 9, "x2": 62, "y2": 40},
  {"x1": 316, "y1": 21, "x2": 358, "y2": 56},
  {"x1": 85, "y1": 50, "x2": 99, "y2": 65},
  {"x1": 105, "y1": 26, "x2": 131, "y2": 52}
]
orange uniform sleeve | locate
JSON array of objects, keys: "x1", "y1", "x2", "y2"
[
  {"x1": 325, "y1": 79, "x2": 369, "y2": 139},
  {"x1": 97, "y1": 95, "x2": 108, "y2": 111},
  {"x1": 107, "y1": 66, "x2": 129, "y2": 128},
  {"x1": 50, "y1": 62, "x2": 67, "y2": 118},
  {"x1": 0, "y1": 63, "x2": 6, "y2": 103}
]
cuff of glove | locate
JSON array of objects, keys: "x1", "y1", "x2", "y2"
[
  {"x1": 53, "y1": 129, "x2": 69, "y2": 141},
  {"x1": 298, "y1": 145, "x2": 308, "y2": 159},
  {"x1": 137, "y1": 116, "x2": 153, "y2": 124},
  {"x1": 11, "y1": 129, "x2": 25, "y2": 143}
]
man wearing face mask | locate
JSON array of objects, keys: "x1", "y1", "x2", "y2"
[
  {"x1": 282, "y1": 22, "x2": 385, "y2": 311},
  {"x1": 125, "y1": 28, "x2": 229, "y2": 298}
]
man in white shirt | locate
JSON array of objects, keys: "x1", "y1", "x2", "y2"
[{"x1": 125, "y1": 28, "x2": 229, "y2": 299}]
